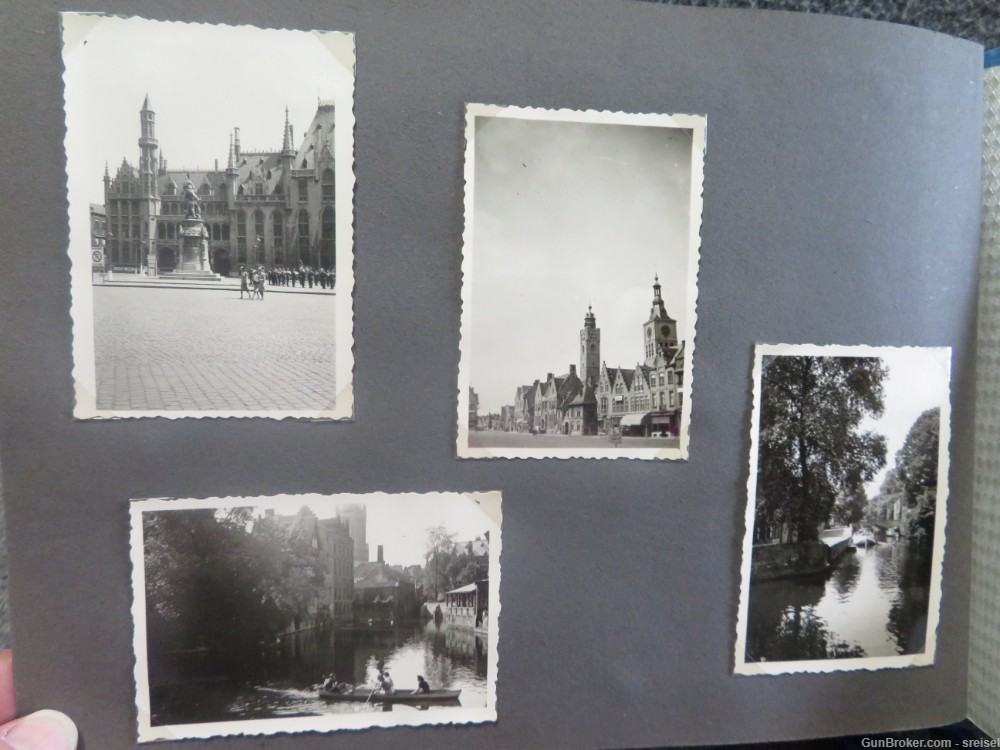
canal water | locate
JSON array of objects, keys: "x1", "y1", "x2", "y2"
[
  {"x1": 745, "y1": 539, "x2": 933, "y2": 663},
  {"x1": 151, "y1": 620, "x2": 488, "y2": 726}
]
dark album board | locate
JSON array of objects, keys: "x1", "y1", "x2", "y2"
[{"x1": 0, "y1": 2, "x2": 984, "y2": 748}]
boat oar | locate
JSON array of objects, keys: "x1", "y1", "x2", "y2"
[{"x1": 364, "y1": 686, "x2": 379, "y2": 705}]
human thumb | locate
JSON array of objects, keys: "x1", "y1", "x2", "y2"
[{"x1": 0, "y1": 710, "x2": 77, "y2": 750}]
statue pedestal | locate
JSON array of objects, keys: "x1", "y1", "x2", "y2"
[
  {"x1": 179, "y1": 218, "x2": 209, "y2": 272},
  {"x1": 160, "y1": 217, "x2": 222, "y2": 281}
]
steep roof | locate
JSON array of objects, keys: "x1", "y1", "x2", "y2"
[
  {"x1": 355, "y1": 561, "x2": 414, "y2": 589},
  {"x1": 294, "y1": 104, "x2": 336, "y2": 171}
]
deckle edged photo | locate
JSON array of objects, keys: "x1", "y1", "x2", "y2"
[
  {"x1": 62, "y1": 14, "x2": 355, "y2": 419},
  {"x1": 457, "y1": 104, "x2": 706, "y2": 459},
  {"x1": 129, "y1": 492, "x2": 501, "y2": 741},
  {"x1": 734, "y1": 344, "x2": 952, "y2": 675}
]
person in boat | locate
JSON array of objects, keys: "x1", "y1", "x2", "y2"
[
  {"x1": 322, "y1": 673, "x2": 343, "y2": 692},
  {"x1": 416, "y1": 675, "x2": 431, "y2": 693},
  {"x1": 379, "y1": 670, "x2": 394, "y2": 694}
]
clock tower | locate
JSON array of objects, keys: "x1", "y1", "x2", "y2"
[
  {"x1": 580, "y1": 305, "x2": 600, "y2": 387},
  {"x1": 644, "y1": 275, "x2": 678, "y2": 366}
]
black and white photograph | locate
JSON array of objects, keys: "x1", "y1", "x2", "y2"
[
  {"x1": 457, "y1": 104, "x2": 706, "y2": 459},
  {"x1": 130, "y1": 492, "x2": 501, "y2": 741},
  {"x1": 62, "y1": 14, "x2": 355, "y2": 419},
  {"x1": 734, "y1": 344, "x2": 952, "y2": 674}
]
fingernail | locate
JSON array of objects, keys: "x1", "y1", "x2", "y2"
[{"x1": 0, "y1": 710, "x2": 78, "y2": 750}]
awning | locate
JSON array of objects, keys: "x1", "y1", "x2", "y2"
[
  {"x1": 619, "y1": 412, "x2": 651, "y2": 427},
  {"x1": 445, "y1": 583, "x2": 478, "y2": 595},
  {"x1": 651, "y1": 414, "x2": 674, "y2": 424}
]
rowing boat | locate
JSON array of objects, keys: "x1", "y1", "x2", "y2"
[{"x1": 318, "y1": 687, "x2": 462, "y2": 703}]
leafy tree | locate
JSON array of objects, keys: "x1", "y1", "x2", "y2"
[
  {"x1": 756, "y1": 355, "x2": 888, "y2": 542},
  {"x1": 424, "y1": 525, "x2": 457, "y2": 600},
  {"x1": 831, "y1": 485, "x2": 868, "y2": 527},
  {"x1": 142, "y1": 506, "x2": 326, "y2": 681},
  {"x1": 895, "y1": 407, "x2": 941, "y2": 539}
]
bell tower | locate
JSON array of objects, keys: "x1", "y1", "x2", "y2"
[
  {"x1": 137, "y1": 94, "x2": 160, "y2": 268},
  {"x1": 643, "y1": 275, "x2": 678, "y2": 366},
  {"x1": 580, "y1": 304, "x2": 600, "y2": 386}
]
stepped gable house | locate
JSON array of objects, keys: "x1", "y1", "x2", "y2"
[
  {"x1": 505, "y1": 277, "x2": 685, "y2": 437},
  {"x1": 103, "y1": 95, "x2": 337, "y2": 277}
]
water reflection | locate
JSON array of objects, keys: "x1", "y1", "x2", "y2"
[
  {"x1": 746, "y1": 540, "x2": 932, "y2": 663},
  {"x1": 150, "y1": 620, "x2": 488, "y2": 726}
]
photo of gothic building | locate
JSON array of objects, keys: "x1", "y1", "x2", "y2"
[{"x1": 103, "y1": 95, "x2": 338, "y2": 278}]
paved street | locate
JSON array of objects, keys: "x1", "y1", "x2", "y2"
[
  {"x1": 467, "y1": 430, "x2": 679, "y2": 450},
  {"x1": 94, "y1": 286, "x2": 336, "y2": 412}
]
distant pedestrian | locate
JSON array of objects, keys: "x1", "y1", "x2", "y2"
[
  {"x1": 239, "y1": 266, "x2": 250, "y2": 300},
  {"x1": 252, "y1": 267, "x2": 265, "y2": 300}
]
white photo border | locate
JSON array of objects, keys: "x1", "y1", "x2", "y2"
[
  {"x1": 733, "y1": 343, "x2": 952, "y2": 675},
  {"x1": 456, "y1": 104, "x2": 706, "y2": 460},
  {"x1": 62, "y1": 13, "x2": 355, "y2": 420},
  {"x1": 129, "y1": 492, "x2": 501, "y2": 741}
]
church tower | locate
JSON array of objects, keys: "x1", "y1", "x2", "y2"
[
  {"x1": 580, "y1": 304, "x2": 600, "y2": 387},
  {"x1": 643, "y1": 275, "x2": 678, "y2": 366},
  {"x1": 137, "y1": 95, "x2": 160, "y2": 265}
]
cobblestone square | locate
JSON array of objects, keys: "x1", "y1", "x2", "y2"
[{"x1": 94, "y1": 287, "x2": 336, "y2": 412}]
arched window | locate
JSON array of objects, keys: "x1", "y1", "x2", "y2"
[
  {"x1": 157, "y1": 222, "x2": 166, "y2": 240},
  {"x1": 320, "y1": 206, "x2": 335, "y2": 270},
  {"x1": 321, "y1": 168, "x2": 335, "y2": 200},
  {"x1": 198, "y1": 180, "x2": 212, "y2": 197},
  {"x1": 273, "y1": 212, "x2": 284, "y2": 262},
  {"x1": 253, "y1": 180, "x2": 264, "y2": 196},
  {"x1": 222, "y1": 224, "x2": 230, "y2": 241},
  {"x1": 237, "y1": 213, "x2": 247, "y2": 262},
  {"x1": 253, "y1": 210, "x2": 265, "y2": 260},
  {"x1": 164, "y1": 180, "x2": 176, "y2": 196},
  {"x1": 212, "y1": 224, "x2": 221, "y2": 242},
  {"x1": 297, "y1": 209, "x2": 310, "y2": 265},
  {"x1": 238, "y1": 184, "x2": 245, "y2": 196}
]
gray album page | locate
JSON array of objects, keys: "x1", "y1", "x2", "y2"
[{"x1": 0, "y1": 1, "x2": 983, "y2": 748}]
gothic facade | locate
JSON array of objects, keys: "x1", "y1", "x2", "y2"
[{"x1": 103, "y1": 95, "x2": 337, "y2": 278}]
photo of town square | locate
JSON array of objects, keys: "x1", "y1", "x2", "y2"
[
  {"x1": 131, "y1": 493, "x2": 500, "y2": 741},
  {"x1": 62, "y1": 15, "x2": 354, "y2": 418},
  {"x1": 458, "y1": 105, "x2": 706, "y2": 459},
  {"x1": 735, "y1": 345, "x2": 951, "y2": 674}
]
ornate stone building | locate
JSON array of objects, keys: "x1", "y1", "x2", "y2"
[{"x1": 103, "y1": 95, "x2": 337, "y2": 277}]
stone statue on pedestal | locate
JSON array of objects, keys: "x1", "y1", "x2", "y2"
[{"x1": 182, "y1": 180, "x2": 202, "y2": 219}]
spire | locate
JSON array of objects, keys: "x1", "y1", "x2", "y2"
[
  {"x1": 653, "y1": 274, "x2": 662, "y2": 302},
  {"x1": 282, "y1": 106, "x2": 292, "y2": 151},
  {"x1": 227, "y1": 132, "x2": 234, "y2": 170},
  {"x1": 584, "y1": 303, "x2": 596, "y2": 328},
  {"x1": 141, "y1": 92, "x2": 151, "y2": 111}
]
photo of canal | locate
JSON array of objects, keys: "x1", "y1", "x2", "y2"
[
  {"x1": 130, "y1": 493, "x2": 501, "y2": 741},
  {"x1": 735, "y1": 344, "x2": 951, "y2": 675}
]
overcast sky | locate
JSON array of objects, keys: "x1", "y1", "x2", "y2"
[
  {"x1": 263, "y1": 494, "x2": 496, "y2": 568},
  {"x1": 62, "y1": 14, "x2": 353, "y2": 204},
  {"x1": 466, "y1": 114, "x2": 697, "y2": 412}
]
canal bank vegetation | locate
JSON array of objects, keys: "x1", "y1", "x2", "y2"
[
  {"x1": 143, "y1": 507, "x2": 328, "y2": 686},
  {"x1": 751, "y1": 352, "x2": 943, "y2": 582},
  {"x1": 422, "y1": 525, "x2": 489, "y2": 602},
  {"x1": 865, "y1": 407, "x2": 941, "y2": 542},
  {"x1": 754, "y1": 354, "x2": 888, "y2": 546}
]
